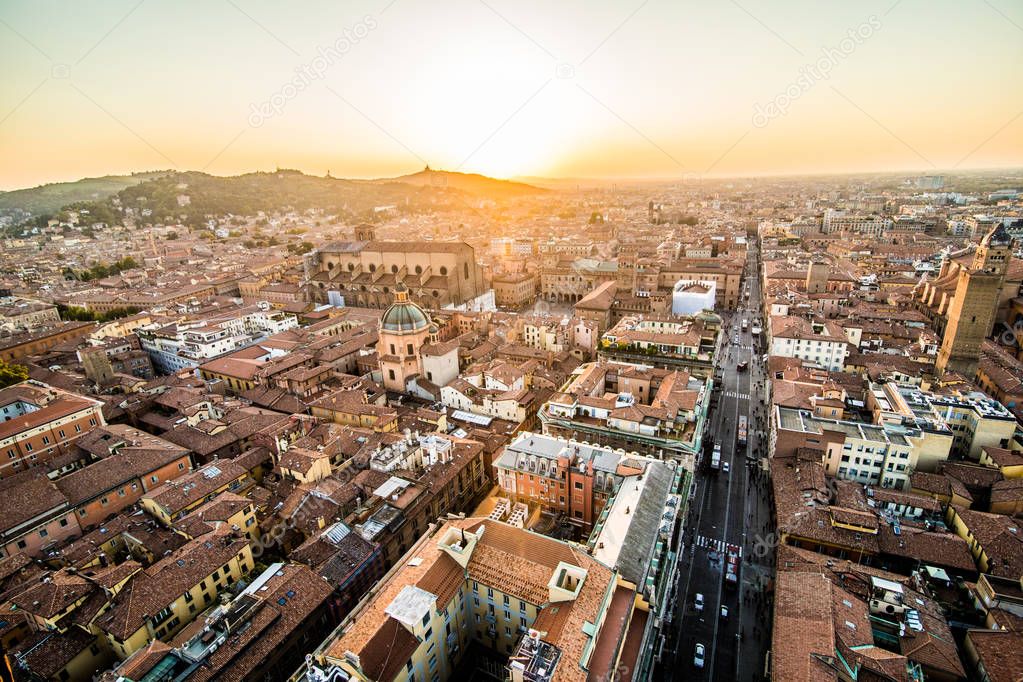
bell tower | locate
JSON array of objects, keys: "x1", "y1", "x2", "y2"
[{"x1": 936, "y1": 224, "x2": 1013, "y2": 377}]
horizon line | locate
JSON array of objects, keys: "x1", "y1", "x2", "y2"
[{"x1": 3, "y1": 163, "x2": 1023, "y2": 194}]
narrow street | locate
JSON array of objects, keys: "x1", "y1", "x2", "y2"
[{"x1": 657, "y1": 238, "x2": 775, "y2": 682}]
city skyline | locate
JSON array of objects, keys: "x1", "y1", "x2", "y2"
[{"x1": 3, "y1": 0, "x2": 1023, "y2": 189}]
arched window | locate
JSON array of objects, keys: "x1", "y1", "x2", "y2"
[
  {"x1": 415, "y1": 265, "x2": 423, "y2": 275},
  {"x1": 432, "y1": 290, "x2": 439, "y2": 298},
  {"x1": 391, "y1": 264, "x2": 398, "y2": 273},
  {"x1": 347, "y1": 263, "x2": 354, "y2": 271},
  {"x1": 369, "y1": 263, "x2": 377, "y2": 273},
  {"x1": 439, "y1": 266, "x2": 448, "y2": 276}
]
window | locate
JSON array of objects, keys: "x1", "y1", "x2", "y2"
[
  {"x1": 39, "y1": 529, "x2": 48, "y2": 538},
  {"x1": 574, "y1": 481, "x2": 583, "y2": 490},
  {"x1": 59, "y1": 518, "x2": 68, "y2": 527},
  {"x1": 407, "y1": 343, "x2": 414, "y2": 355},
  {"x1": 388, "y1": 369, "x2": 395, "y2": 380},
  {"x1": 422, "y1": 613, "x2": 430, "y2": 627}
]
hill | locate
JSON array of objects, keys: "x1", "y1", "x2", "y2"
[
  {"x1": 28, "y1": 168, "x2": 543, "y2": 230},
  {"x1": 2, "y1": 168, "x2": 547, "y2": 232},
  {"x1": 0, "y1": 172, "x2": 168, "y2": 215},
  {"x1": 374, "y1": 167, "x2": 545, "y2": 198}
]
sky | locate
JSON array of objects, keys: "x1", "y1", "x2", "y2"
[{"x1": 1, "y1": 0, "x2": 1022, "y2": 189}]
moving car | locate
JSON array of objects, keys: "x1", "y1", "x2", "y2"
[
  {"x1": 694, "y1": 593, "x2": 704, "y2": 611},
  {"x1": 694, "y1": 643, "x2": 706, "y2": 668},
  {"x1": 725, "y1": 549, "x2": 740, "y2": 587},
  {"x1": 721, "y1": 605, "x2": 729, "y2": 619},
  {"x1": 722, "y1": 461, "x2": 730, "y2": 474}
]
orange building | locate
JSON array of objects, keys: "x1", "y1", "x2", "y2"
[
  {"x1": 493, "y1": 431, "x2": 643, "y2": 531},
  {"x1": 55, "y1": 425, "x2": 193, "y2": 529},
  {"x1": 0, "y1": 381, "x2": 105, "y2": 479}
]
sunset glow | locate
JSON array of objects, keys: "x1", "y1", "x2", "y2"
[{"x1": 1, "y1": 0, "x2": 1021, "y2": 188}]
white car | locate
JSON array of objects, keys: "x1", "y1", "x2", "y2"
[
  {"x1": 694, "y1": 593, "x2": 704, "y2": 611},
  {"x1": 694, "y1": 643, "x2": 706, "y2": 668},
  {"x1": 721, "y1": 605, "x2": 729, "y2": 619},
  {"x1": 723, "y1": 461, "x2": 730, "y2": 474}
]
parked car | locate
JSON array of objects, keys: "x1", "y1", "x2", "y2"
[{"x1": 694, "y1": 643, "x2": 706, "y2": 668}]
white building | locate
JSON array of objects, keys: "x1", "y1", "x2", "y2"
[
  {"x1": 671, "y1": 280, "x2": 716, "y2": 315},
  {"x1": 769, "y1": 316, "x2": 849, "y2": 371},
  {"x1": 138, "y1": 305, "x2": 298, "y2": 373}
]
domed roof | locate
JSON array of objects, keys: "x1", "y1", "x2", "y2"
[{"x1": 381, "y1": 284, "x2": 430, "y2": 333}]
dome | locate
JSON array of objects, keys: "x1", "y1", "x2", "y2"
[{"x1": 381, "y1": 284, "x2": 430, "y2": 333}]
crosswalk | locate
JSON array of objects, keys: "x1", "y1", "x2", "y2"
[
  {"x1": 695, "y1": 535, "x2": 727, "y2": 553},
  {"x1": 724, "y1": 391, "x2": 750, "y2": 400},
  {"x1": 694, "y1": 536, "x2": 744, "y2": 558}
]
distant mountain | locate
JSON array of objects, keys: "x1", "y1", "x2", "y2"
[
  {"x1": 373, "y1": 167, "x2": 545, "y2": 198},
  {"x1": 0, "y1": 172, "x2": 168, "y2": 215},
  {"x1": 0, "y1": 168, "x2": 548, "y2": 231}
]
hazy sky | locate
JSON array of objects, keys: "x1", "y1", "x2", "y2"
[{"x1": 2, "y1": 0, "x2": 1022, "y2": 189}]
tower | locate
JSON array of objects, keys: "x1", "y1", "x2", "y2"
[
  {"x1": 936, "y1": 224, "x2": 1013, "y2": 377},
  {"x1": 378, "y1": 283, "x2": 432, "y2": 393},
  {"x1": 805, "y1": 259, "x2": 829, "y2": 294},
  {"x1": 354, "y1": 224, "x2": 376, "y2": 242}
]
